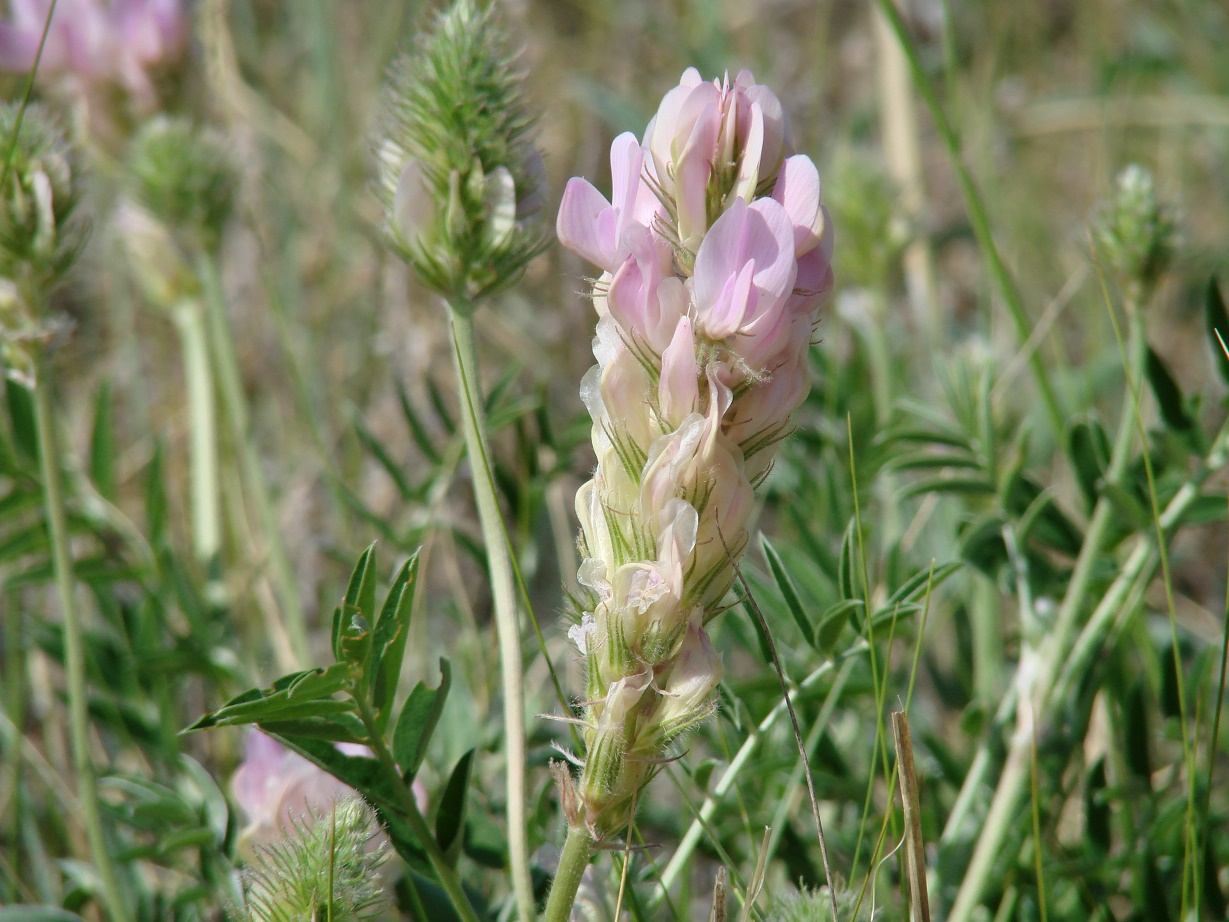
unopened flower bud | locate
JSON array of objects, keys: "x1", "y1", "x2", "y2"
[
  {"x1": 126, "y1": 116, "x2": 235, "y2": 256},
  {"x1": 237, "y1": 794, "x2": 390, "y2": 922},
  {"x1": 645, "y1": 68, "x2": 792, "y2": 256},
  {"x1": 376, "y1": 0, "x2": 545, "y2": 303},
  {"x1": 1093, "y1": 164, "x2": 1177, "y2": 302},
  {"x1": 653, "y1": 620, "x2": 722, "y2": 743}
]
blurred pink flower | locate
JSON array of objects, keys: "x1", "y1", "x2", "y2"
[
  {"x1": 0, "y1": 0, "x2": 186, "y2": 111},
  {"x1": 231, "y1": 730, "x2": 426, "y2": 855}
]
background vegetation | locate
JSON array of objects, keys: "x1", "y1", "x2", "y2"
[{"x1": 2, "y1": 0, "x2": 1228, "y2": 919}]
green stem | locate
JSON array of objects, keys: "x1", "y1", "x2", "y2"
[
  {"x1": 197, "y1": 254, "x2": 310, "y2": 670},
  {"x1": 354, "y1": 699, "x2": 481, "y2": 922},
  {"x1": 32, "y1": 357, "x2": 128, "y2": 921},
  {"x1": 542, "y1": 825, "x2": 594, "y2": 922},
  {"x1": 173, "y1": 299, "x2": 221, "y2": 566},
  {"x1": 447, "y1": 307, "x2": 534, "y2": 922}
]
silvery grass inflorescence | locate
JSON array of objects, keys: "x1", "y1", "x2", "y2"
[
  {"x1": 376, "y1": 0, "x2": 545, "y2": 305},
  {"x1": 555, "y1": 68, "x2": 833, "y2": 844}
]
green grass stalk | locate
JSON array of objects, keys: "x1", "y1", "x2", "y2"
[
  {"x1": 197, "y1": 254, "x2": 310, "y2": 671},
  {"x1": 447, "y1": 307, "x2": 535, "y2": 922},
  {"x1": 32, "y1": 356, "x2": 127, "y2": 921},
  {"x1": 173, "y1": 299, "x2": 221, "y2": 566}
]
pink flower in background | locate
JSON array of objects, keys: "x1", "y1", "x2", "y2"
[
  {"x1": 0, "y1": 0, "x2": 186, "y2": 111},
  {"x1": 231, "y1": 731, "x2": 425, "y2": 855}
]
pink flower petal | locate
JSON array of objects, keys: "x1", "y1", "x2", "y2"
[
  {"x1": 772, "y1": 155, "x2": 823, "y2": 254},
  {"x1": 556, "y1": 176, "x2": 616, "y2": 269}
]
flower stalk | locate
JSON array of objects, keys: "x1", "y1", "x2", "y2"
[
  {"x1": 172, "y1": 297, "x2": 221, "y2": 565},
  {"x1": 373, "y1": 3, "x2": 547, "y2": 917},
  {"x1": 449, "y1": 303, "x2": 534, "y2": 920}
]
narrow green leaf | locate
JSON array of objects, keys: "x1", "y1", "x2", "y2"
[
  {"x1": 878, "y1": 423, "x2": 971, "y2": 451},
  {"x1": 1123, "y1": 678, "x2": 1152, "y2": 781},
  {"x1": 434, "y1": 748, "x2": 474, "y2": 863},
  {"x1": 344, "y1": 541, "x2": 379, "y2": 619},
  {"x1": 397, "y1": 378, "x2": 443, "y2": 463},
  {"x1": 1175, "y1": 492, "x2": 1228, "y2": 526},
  {"x1": 89, "y1": 381, "x2": 117, "y2": 501},
  {"x1": 1145, "y1": 345, "x2": 1194, "y2": 432},
  {"x1": 960, "y1": 517, "x2": 1009, "y2": 576},
  {"x1": 760, "y1": 534, "x2": 814, "y2": 647},
  {"x1": 887, "y1": 561, "x2": 962, "y2": 607},
  {"x1": 0, "y1": 908, "x2": 89, "y2": 921},
  {"x1": 885, "y1": 450, "x2": 982, "y2": 473},
  {"x1": 1102, "y1": 482, "x2": 1152, "y2": 531},
  {"x1": 335, "y1": 542, "x2": 378, "y2": 666},
  {"x1": 1085, "y1": 758, "x2": 1110, "y2": 852},
  {"x1": 392, "y1": 658, "x2": 452, "y2": 778},
  {"x1": 184, "y1": 663, "x2": 354, "y2": 731},
  {"x1": 837, "y1": 518, "x2": 857, "y2": 601},
  {"x1": 145, "y1": 438, "x2": 169, "y2": 545},
  {"x1": 814, "y1": 599, "x2": 863, "y2": 656},
  {"x1": 352, "y1": 408, "x2": 414, "y2": 501},
  {"x1": 1204, "y1": 276, "x2": 1229, "y2": 384},
  {"x1": 740, "y1": 598, "x2": 773, "y2": 666},
  {"x1": 899, "y1": 475, "x2": 996, "y2": 501},
  {"x1": 258, "y1": 715, "x2": 368, "y2": 744},
  {"x1": 371, "y1": 552, "x2": 420, "y2": 730},
  {"x1": 1067, "y1": 418, "x2": 1110, "y2": 512},
  {"x1": 4, "y1": 375, "x2": 37, "y2": 461}
]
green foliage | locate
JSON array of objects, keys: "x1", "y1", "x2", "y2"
[{"x1": 6, "y1": 2, "x2": 1229, "y2": 921}]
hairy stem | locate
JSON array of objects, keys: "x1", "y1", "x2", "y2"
[
  {"x1": 32, "y1": 357, "x2": 127, "y2": 921},
  {"x1": 542, "y1": 824, "x2": 594, "y2": 922},
  {"x1": 448, "y1": 307, "x2": 534, "y2": 921}
]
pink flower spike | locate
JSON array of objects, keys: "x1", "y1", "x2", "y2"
[{"x1": 771, "y1": 155, "x2": 823, "y2": 255}]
